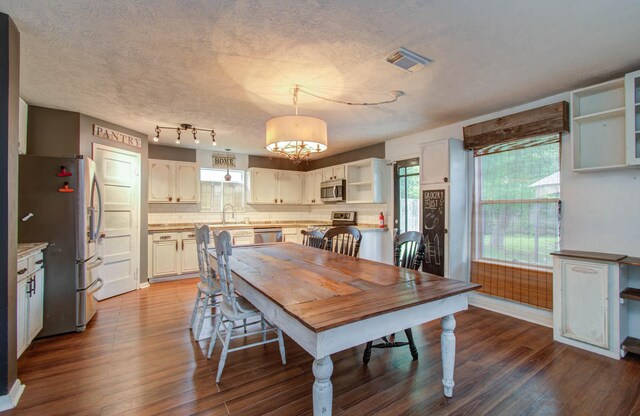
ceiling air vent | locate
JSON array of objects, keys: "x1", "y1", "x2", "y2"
[{"x1": 385, "y1": 48, "x2": 431, "y2": 73}]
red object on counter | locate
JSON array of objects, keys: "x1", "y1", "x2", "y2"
[
  {"x1": 379, "y1": 212, "x2": 385, "y2": 228},
  {"x1": 58, "y1": 182, "x2": 74, "y2": 193},
  {"x1": 57, "y1": 166, "x2": 72, "y2": 177}
]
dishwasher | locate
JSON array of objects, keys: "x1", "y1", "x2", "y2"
[{"x1": 253, "y1": 227, "x2": 283, "y2": 244}]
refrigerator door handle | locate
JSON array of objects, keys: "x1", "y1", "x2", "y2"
[
  {"x1": 90, "y1": 176, "x2": 103, "y2": 241},
  {"x1": 87, "y1": 277, "x2": 104, "y2": 295},
  {"x1": 86, "y1": 256, "x2": 103, "y2": 271}
]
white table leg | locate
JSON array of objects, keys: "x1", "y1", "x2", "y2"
[
  {"x1": 312, "y1": 355, "x2": 333, "y2": 415},
  {"x1": 441, "y1": 314, "x2": 456, "y2": 398}
]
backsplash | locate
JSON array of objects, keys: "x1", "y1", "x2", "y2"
[{"x1": 147, "y1": 203, "x2": 388, "y2": 226}]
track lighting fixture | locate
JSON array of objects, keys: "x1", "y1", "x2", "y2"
[{"x1": 152, "y1": 123, "x2": 217, "y2": 146}]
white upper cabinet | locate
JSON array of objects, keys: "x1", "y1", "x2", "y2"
[
  {"x1": 420, "y1": 139, "x2": 450, "y2": 184},
  {"x1": 175, "y1": 162, "x2": 199, "y2": 203},
  {"x1": 278, "y1": 171, "x2": 304, "y2": 204},
  {"x1": 625, "y1": 69, "x2": 640, "y2": 166},
  {"x1": 321, "y1": 164, "x2": 345, "y2": 181},
  {"x1": 305, "y1": 170, "x2": 323, "y2": 204},
  {"x1": 247, "y1": 168, "x2": 304, "y2": 204},
  {"x1": 148, "y1": 159, "x2": 199, "y2": 203},
  {"x1": 345, "y1": 158, "x2": 386, "y2": 203},
  {"x1": 247, "y1": 168, "x2": 279, "y2": 204},
  {"x1": 149, "y1": 160, "x2": 174, "y2": 202}
]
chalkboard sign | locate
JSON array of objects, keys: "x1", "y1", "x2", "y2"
[{"x1": 423, "y1": 189, "x2": 446, "y2": 276}]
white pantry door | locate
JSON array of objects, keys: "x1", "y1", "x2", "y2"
[{"x1": 93, "y1": 144, "x2": 140, "y2": 300}]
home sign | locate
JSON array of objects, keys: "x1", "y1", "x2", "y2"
[{"x1": 212, "y1": 152, "x2": 236, "y2": 168}]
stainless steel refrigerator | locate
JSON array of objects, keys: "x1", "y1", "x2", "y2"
[{"x1": 19, "y1": 155, "x2": 104, "y2": 337}]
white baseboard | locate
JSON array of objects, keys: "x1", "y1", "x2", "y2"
[
  {"x1": 149, "y1": 273, "x2": 198, "y2": 284},
  {"x1": 0, "y1": 379, "x2": 25, "y2": 411},
  {"x1": 468, "y1": 292, "x2": 553, "y2": 328},
  {"x1": 138, "y1": 282, "x2": 150, "y2": 289}
]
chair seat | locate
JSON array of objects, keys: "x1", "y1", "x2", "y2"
[
  {"x1": 198, "y1": 280, "x2": 221, "y2": 295},
  {"x1": 220, "y1": 295, "x2": 260, "y2": 320}
]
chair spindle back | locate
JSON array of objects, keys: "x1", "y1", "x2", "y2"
[
  {"x1": 212, "y1": 230, "x2": 240, "y2": 315},
  {"x1": 394, "y1": 231, "x2": 425, "y2": 270},
  {"x1": 195, "y1": 224, "x2": 216, "y2": 287},
  {"x1": 301, "y1": 229, "x2": 324, "y2": 249},
  {"x1": 322, "y1": 226, "x2": 362, "y2": 258}
]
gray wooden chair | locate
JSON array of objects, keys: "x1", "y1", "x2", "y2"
[
  {"x1": 207, "y1": 230, "x2": 286, "y2": 383},
  {"x1": 362, "y1": 231, "x2": 425, "y2": 364},
  {"x1": 189, "y1": 224, "x2": 221, "y2": 341},
  {"x1": 322, "y1": 226, "x2": 362, "y2": 257},
  {"x1": 301, "y1": 229, "x2": 324, "y2": 248}
]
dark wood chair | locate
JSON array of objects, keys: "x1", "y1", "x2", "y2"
[
  {"x1": 301, "y1": 229, "x2": 324, "y2": 249},
  {"x1": 363, "y1": 231, "x2": 425, "y2": 364},
  {"x1": 322, "y1": 226, "x2": 362, "y2": 258}
]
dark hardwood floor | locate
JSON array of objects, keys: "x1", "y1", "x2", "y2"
[{"x1": 6, "y1": 278, "x2": 640, "y2": 416}]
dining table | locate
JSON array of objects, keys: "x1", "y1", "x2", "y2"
[{"x1": 208, "y1": 242, "x2": 480, "y2": 415}]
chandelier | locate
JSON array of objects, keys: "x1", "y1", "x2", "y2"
[
  {"x1": 153, "y1": 123, "x2": 217, "y2": 146},
  {"x1": 265, "y1": 86, "x2": 327, "y2": 164}
]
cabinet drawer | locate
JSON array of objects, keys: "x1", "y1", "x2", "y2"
[
  {"x1": 17, "y1": 259, "x2": 29, "y2": 281},
  {"x1": 153, "y1": 232, "x2": 180, "y2": 242},
  {"x1": 282, "y1": 227, "x2": 298, "y2": 235},
  {"x1": 181, "y1": 231, "x2": 196, "y2": 240},
  {"x1": 29, "y1": 251, "x2": 44, "y2": 272}
]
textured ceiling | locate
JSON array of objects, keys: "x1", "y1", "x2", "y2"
[{"x1": 2, "y1": 0, "x2": 640, "y2": 157}]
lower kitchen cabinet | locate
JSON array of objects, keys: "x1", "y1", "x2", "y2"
[
  {"x1": 181, "y1": 232, "x2": 199, "y2": 273},
  {"x1": 17, "y1": 247, "x2": 46, "y2": 358},
  {"x1": 551, "y1": 251, "x2": 625, "y2": 359},
  {"x1": 151, "y1": 231, "x2": 199, "y2": 278}
]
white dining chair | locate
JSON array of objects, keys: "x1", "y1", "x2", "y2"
[
  {"x1": 189, "y1": 224, "x2": 221, "y2": 341},
  {"x1": 207, "y1": 230, "x2": 286, "y2": 383}
]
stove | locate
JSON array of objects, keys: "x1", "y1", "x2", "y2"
[
  {"x1": 307, "y1": 211, "x2": 357, "y2": 233},
  {"x1": 331, "y1": 211, "x2": 357, "y2": 226}
]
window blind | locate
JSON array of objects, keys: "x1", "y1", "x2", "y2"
[{"x1": 470, "y1": 134, "x2": 560, "y2": 309}]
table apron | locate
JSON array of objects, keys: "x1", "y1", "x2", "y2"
[{"x1": 232, "y1": 272, "x2": 469, "y2": 359}]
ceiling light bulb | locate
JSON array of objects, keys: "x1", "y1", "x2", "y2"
[
  {"x1": 212, "y1": 140, "x2": 217, "y2": 146},
  {"x1": 175, "y1": 139, "x2": 181, "y2": 144},
  {"x1": 153, "y1": 126, "x2": 161, "y2": 142},
  {"x1": 153, "y1": 136, "x2": 159, "y2": 142},
  {"x1": 194, "y1": 139, "x2": 200, "y2": 144}
]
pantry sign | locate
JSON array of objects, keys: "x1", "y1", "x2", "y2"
[{"x1": 93, "y1": 124, "x2": 142, "y2": 148}]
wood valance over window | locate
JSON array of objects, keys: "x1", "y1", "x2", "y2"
[{"x1": 463, "y1": 101, "x2": 569, "y2": 153}]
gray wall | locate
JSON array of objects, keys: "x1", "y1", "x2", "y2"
[
  {"x1": 0, "y1": 12, "x2": 19, "y2": 396},
  {"x1": 26, "y1": 106, "x2": 79, "y2": 156},
  {"x1": 247, "y1": 142, "x2": 385, "y2": 172},
  {"x1": 78, "y1": 115, "x2": 149, "y2": 283},
  {"x1": 149, "y1": 144, "x2": 196, "y2": 162},
  {"x1": 306, "y1": 142, "x2": 385, "y2": 170}
]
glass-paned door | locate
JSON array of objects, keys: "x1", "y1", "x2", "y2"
[{"x1": 394, "y1": 158, "x2": 420, "y2": 235}]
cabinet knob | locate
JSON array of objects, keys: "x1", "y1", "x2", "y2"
[
  {"x1": 176, "y1": 197, "x2": 180, "y2": 202},
  {"x1": 169, "y1": 197, "x2": 173, "y2": 202},
  {"x1": 274, "y1": 199, "x2": 278, "y2": 203},
  {"x1": 444, "y1": 177, "x2": 449, "y2": 183},
  {"x1": 18, "y1": 268, "x2": 27, "y2": 275},
  {"x1": 35, "y1": 259, "x2": 44, "y2": 265},
  {"x1": 181, "y1": 240, "x2": 184, "y2": 250},
  {"x1": 175, "y1": 241, "x2": 178, "y2": 252},
  {"x1": 444, "y1": 228, "x2": 448, "y2": 234},
  {"x1": 280, "y1": 199, "x2": 283, "y2": 203}
]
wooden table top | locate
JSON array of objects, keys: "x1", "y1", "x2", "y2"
[{"x1": 210, "y1": 243, "x2": 480, "y2": 333}]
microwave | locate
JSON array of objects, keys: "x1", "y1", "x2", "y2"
[{"x1": 320, "y1": 179, "x2": 346, "y2": 202}]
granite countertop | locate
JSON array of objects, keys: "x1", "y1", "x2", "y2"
[
  {"x1": 148, "y1": 222, "x2": 389, "y2": 233},
  {"x1": 18, "y1": 242, "x2": 49, "y2": 261}
]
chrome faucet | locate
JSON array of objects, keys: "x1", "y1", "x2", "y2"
[{"x1": 222, "y1": 204, "x2": 235, "y2": 225}]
